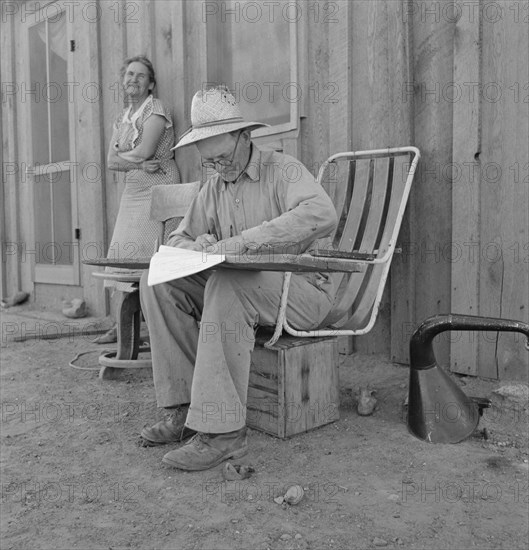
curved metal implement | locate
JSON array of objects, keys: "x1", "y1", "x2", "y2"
[{"x1": 408, "y1": 314, "x2": 529, "y2": 444}]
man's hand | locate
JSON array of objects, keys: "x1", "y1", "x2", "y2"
[
  {"x1": 203, "y1": 235, "x2": 246, "y2": 255},
  {"x1": 195, "y1": 233, "x2": 218, "y2": 251}
]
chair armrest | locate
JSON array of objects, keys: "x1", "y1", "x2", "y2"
[
  {"x1": 222, "y1": 252, "x2": 365, "y2": 273},
  {"x1": 310, "y1": 250, "x2": 377, "y2": 262}
]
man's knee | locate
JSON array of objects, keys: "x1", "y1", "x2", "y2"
[
  {"x1": 206, "y1": 269, "x2": 259, "y2": 292},
  {"x1": 203, "y1": 271, "x2": 246, "y2": 317}
]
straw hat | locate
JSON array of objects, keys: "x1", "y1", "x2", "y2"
[{"x1": 172, "y1": 87, "x2": 268, "y2": 149}]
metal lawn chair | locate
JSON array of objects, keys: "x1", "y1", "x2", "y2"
[{"x1": 260, "y1": 146, "x2": 421, "y2": 346}]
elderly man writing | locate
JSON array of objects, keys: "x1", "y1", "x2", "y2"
[{"x1": 140, "y1": 87, "x2": 337, "y2": 471}]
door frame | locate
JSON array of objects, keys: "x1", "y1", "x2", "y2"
[{"x1": 22, "y1": 0, "x2": 81, "y2": 286}]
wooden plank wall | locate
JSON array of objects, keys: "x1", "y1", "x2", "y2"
[
  {"x1": 348, "y1": 0, "x2": 414, "y2": 357},
  {"x1": 100, "y1": 0, "x2": 127, "y2": 256},
  {"x1": 478, "y1": 5, "x2": 529, "y2": 379},
  {"x1": 72, "y1": 2, "x2": 107, "y2": 314},
  {"x1": 0, "y1": 12, "x2": 20, "y2": 297},
  {"x1": 1, "y1": 0, "x2": 527, "y2": 378},
  {"x1": 452, "y1": 1, "x2": 529, "y2": 379},
  {"x1": 451, "y1": 0, "x2": 481, "y2": 374},
  {"x1": 404, "y1": 0, "x2": 455, "y2": 367}
]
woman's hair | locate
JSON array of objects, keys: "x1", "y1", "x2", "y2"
[{"x1": 120, "y1": 55, "x2": 156, "y2": 93}]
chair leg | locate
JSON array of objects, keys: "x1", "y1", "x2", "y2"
[
  {"x1": 116, "y1": 290, "x2": 141, "y2": 360},
  {"x1": 99, "y1": 290, "x2": 142, "y2": 380}
]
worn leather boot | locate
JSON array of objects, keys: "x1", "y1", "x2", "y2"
[
  {"x1": 140, "y1": 405, "x2": 192, "y2": 446},
  {"x1": 162, "y1": 428, "x2": 248, "y2": 471}
]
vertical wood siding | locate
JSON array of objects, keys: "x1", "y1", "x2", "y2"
[{"x1": 2, "y1": 0, "x2": 527, "y2": 379}]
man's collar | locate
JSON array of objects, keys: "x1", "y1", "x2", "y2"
[
  {"x1": 216, "y1": 143, "x2": 261, "y2": 191},
  {"x1": 245, "y1": 144, "x2": 260, "y2": 181}
]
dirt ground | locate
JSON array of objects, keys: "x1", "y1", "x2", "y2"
[{"x1": 1, "y1": 305, "x2": 528, "y2": 550}]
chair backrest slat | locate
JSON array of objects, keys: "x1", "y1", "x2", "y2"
[
  {"x1": 338, "y1": 159, "x2": 371, "y2": 251},
  {"x1": 355, "y1": 157, "x2": 392, "y2": 251},
  {"x1": 376, "y1": 154, "x2": 409, "y2": 255}
]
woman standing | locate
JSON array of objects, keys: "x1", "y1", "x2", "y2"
[{"x1": 96, "y1": 55, "x2": 180, "y2": 344}]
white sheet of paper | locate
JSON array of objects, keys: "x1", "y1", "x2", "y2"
[{"x1": 147, "y1": 245, "x2": 225, "y2": 286}]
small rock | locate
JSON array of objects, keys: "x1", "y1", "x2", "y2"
[
  {"x1": 357, "y1": 387, "x2": 377, "y2": 416},
  {"x1": 373, "y1": 537, "x2": 388, "y2": 547},
  {"x1": 284, "y1": 485, "x2": 304, "y2": 505},
  {"x1": 280, "y1": 534, "x2": 292, "y2": 541},
  {"x1": 387, "y1": 494, "x2": 399, "y2": 501},
  {"x1": 295, "y1": 533, "x2": 302, "y2": 540},
  {"x1": 222, "y1": 462, "x2": 255, "y2": 481},
  {"x1": 274, "y1": 496, "x2": 284, "y2": 505},
  {"x1": 1, "y1": 290, "x2": 29, "y2": 308},
  {"x1": 62, "y1": 298, "x2": 87, "y2": 319}
]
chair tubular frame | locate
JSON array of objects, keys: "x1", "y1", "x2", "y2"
[{"x1": 265, "y1": 146, "x2": 420, "y2": 348}]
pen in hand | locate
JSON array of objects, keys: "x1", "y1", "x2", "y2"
[{"x1": 196, "y1": 231, "x2": 218, "y2": 252}]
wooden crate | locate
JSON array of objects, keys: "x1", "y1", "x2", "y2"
[{"x1": 246, "y1": 333, "x2": 340, "y2": 438}]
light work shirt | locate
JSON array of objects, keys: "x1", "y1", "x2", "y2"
[{"x1": 167, "y1": 144, "x2": 338, "y2": 256}]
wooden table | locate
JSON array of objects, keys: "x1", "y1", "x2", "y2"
[{"x1": 84, "y1": 252, "x2": 366, "y2": 273}]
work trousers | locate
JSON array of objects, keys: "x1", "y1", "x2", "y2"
[{"x1": 139, "y1": 269, "x2": 334, "y2": 433}]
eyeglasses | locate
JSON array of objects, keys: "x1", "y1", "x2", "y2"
[{"x1": 201, "y1": 131, "x2": 242, "y2": 169}]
